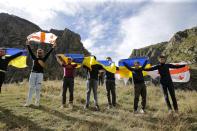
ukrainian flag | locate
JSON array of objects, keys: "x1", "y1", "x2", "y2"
[
  {"x1": 58, "y1": 54, "x2": 117, "y2": 73},
  {"x1": 6, "y1": 48, "x2": 27, "y2": 68},
  {"x1": 118, "y1": 57, "x2": 151, "y2": 78}
]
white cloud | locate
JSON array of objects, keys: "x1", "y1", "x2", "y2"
[
  {"x1": 117, "y1": 3, "x2": 197, "y2": 60},
  {"x1": 82, "y1": 20, "x2": 107, "y2": 56}
]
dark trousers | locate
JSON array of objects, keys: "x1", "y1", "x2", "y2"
[
  {"x1": 106, "y1": 80, "x2": 116, "y2": 106},
  {"x1": 0, "y1": 72, "x2": 5, "y2": 93},
  {"x1": 161, "y1": 82, "x2": 178, "y2": 111},
  {"x1": 134, "y1": 83, "x2": 146, "y2": 111},
  {"x1": 62, "y1": 77, "x2": 74, "y2": 104}
]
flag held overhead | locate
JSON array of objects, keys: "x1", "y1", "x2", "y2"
[{"x1": 27, "y1": 31, "x2": 57, "y2": 44}]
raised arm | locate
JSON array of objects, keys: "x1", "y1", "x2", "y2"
[
  {"x1": 7, "y1": 52, "x2": 23, "y2": 62},
  {"x1": 143, "y1": 65, "x2": 158, "y2": 71},
  {"x1": 56, "y1": 55, "x2": 66, "y2": 66},
  {"x1": 43, "y1": 41, "x2": 56, "y2": 61},
  {"x1": 141, "y1": 60, "x2": 148, "y2": 69},
  {"x1": 168, "y1": 64, "x2": 186, "y2": 69},
  {"x1": 26, "y1": 41, "x2": 36, "y2": 60},
  {"x1": 123, "y1": 62, "x2": 135, "y2": 71}
]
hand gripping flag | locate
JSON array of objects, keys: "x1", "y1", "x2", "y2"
[
  {"x1": 27, "y1": 31, "x2": 57, "y2": 44},
  {"x1": 148, "y1": 62, "x2": 190, "y2": 83},
  {"x1": 6, "y1": 48, "x2": 27, "y2": 68},
  {"x1": 118, "y1": 57, "x2": 151, "y2": 78}
]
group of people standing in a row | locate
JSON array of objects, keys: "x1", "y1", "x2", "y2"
[{"x1": 0, "y1": 39, "x2": 186, "y2": 114}]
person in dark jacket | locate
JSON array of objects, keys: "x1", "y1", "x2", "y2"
[
  {"x1": 56, "y1": 55, "x2": 77, "y2": 109},
  {"x1": 24, "y1": 40, "x2": 56, "y2": 107},
  {"x1": 84, "y1": 56, "x2": 103, "y2": 111},
  {"x1": 123, "y1": 60, "x2": 148, "y2": 113},
  {"x1": 144, "y1": 55, "x2": 186, "y2": 113},
  {"x1": 0, "y1": 48, "x2": 23, "y2": 93},
  {"x1": 105, "y1": 57, "x2": 118, "y2": 109}
]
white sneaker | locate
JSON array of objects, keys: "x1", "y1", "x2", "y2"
[
  {"x1": 35, "y1": 102, "x2": 40, "y2": 107},
  {"x1": 168, "y1": 109, "x2": 173, "y2": 114},
  {"x1": 24, "y1": 103, "x2": 30, "y2": 107},
  {"x1": 69, "y1": 103, "x2": 73, "y2": 109},
  {"x1": 140, "y1": 109, "x2": 145, "y2": 114},
  {"x1": 60, "y1": 105, "x2": 65, "y2": 109}
]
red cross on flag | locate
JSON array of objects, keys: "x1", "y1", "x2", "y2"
[{"x1": 27, "y1": 31, "x2": 57, "y2": 44}]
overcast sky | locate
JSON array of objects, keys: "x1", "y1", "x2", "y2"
[{"x1": 0, "y1": 0, "x2": 197, "y2": 62}]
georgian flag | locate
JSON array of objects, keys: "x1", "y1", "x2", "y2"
[
  {"x1": 148, "y1": 62, "x2": 190, "y2": 83},
  {"x1": 27, "y1": 31, "x2": 57, "y2": 44}
]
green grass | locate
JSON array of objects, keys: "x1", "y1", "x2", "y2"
[{"x1": 0, "y1": 77, "x2": 196, "y2": 131}]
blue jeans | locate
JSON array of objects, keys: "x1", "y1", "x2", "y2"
[
  {"x1": 26, "y1": 72, "x2": 43, "y2": 105},
  {"x1": 86, "y1": 79, "x2": 98, "y2": 106}
]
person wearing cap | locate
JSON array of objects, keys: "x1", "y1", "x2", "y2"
[
  {"x1": 105, "y1": 57, "x2": 117, "y2": 109},
  {"x1": 56, "y1": 56, "x2": 77, "y2": 109},
  {"x1": 144, "y1": 55, "x2": 186, "y2": 113},
  {"x1": 123, "y1": 60, "x2": 148, "y2": 114},
  {"x1": 24, "y1": 40, "x2": 56, "y2": 107},
  {"x1": 0, "y1": 48, "x2": 23, "y2": 93}
]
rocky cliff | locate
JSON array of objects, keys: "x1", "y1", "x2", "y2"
[
  {"x1": 0, "y1": 13, "x2": 90, "y2": 82},
  {"x1": 130, "y1": 27, "x2": 197, "y2": 90}
]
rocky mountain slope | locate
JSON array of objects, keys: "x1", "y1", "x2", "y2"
[
  {"x1": 130, "y1": 27, "x2": 197, "y2": 89},
  {"x1": 0, "y1": 13, "x2": 90, "y2": 82}
]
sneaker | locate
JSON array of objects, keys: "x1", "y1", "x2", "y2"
[
  {"x1": 69, "y1": 103, "x2": 73, "y2": 109},
  {"x1": 140, "y1": 109, "x2": 145, "y2": 114},
  {"x1": 175, "y1": 110, "x2": 179, "y2": 114},
  {"x1": 35, "y1": 103, "x2": 40, "y2": 107},
  {"x1": 24, "y1": 103, "x2": 30, "y2": 107},
  {"x1": 107, "y1": 105, "x2": 112, "y2": 109},
  {"x1": 60, "y1": 105, "x2": 65, "y2": 109},
  {"x1": 35, "y1": 101, "x2": 40, "y2": 107},
  {"x1": 95, "y1": 105, "x2": 100, "y2": 111},
  {"x1": 84, "y1": 104, "x2": 89, "y2": 110},
  {"x1": 133, "y1": 110, "x2": 138, "y2": 114},
  {"x1": 168, "y1": 109, "x2": 173, "y2": 114}
]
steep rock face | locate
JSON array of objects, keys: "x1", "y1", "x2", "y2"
[
  {"x1": 0, "y1": 13, "x2": 90, "y2": 81},
  {"x1": 130, "y1": 27, "x2": 197, "y2": 90}
]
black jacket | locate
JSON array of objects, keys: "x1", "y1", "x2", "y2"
[
  {"x1": 84, "y1": 65, "x2": 103, "y2": 80},
  {"x1": 144, "y1": 63, "x2": 185, "y2": 85},
  {"x1": 27, "y1": 45, "x2": 53, "y2": 73},
  {"x1": 123, "y1": 61, "x2": 147, "y2": 84}
]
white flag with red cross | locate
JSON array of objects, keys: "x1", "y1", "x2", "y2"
[
  {"x1": 27, "y1": 31, "x2": 57, "y2": 44},
  {"x1": 148, "y1": 62, "x2": 190, "y2": 83}
]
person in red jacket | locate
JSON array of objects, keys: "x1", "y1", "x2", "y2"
[{"x1": 56, "y1": 55, "x2": 77, "y2": 109}]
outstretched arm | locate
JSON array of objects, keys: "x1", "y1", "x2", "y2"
[
  {"x1": 56, "y1": 55, "x2": 66, "y2": 66},
  {"x1": 168, "y1": 64, "x2": 186, "y2": 69},
  {"x1": 143, "y1": 65, "x2": 158, "y2": 71},
  {"x1": 7, "y1": 52, "x2": 23, "y2": 62},
  {"x1": 123, "y1": 62, "x2": 134, "y2": 71}
]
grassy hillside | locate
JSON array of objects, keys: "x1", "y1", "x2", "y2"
[{"x1": 0, "y1": 78, "x2": 196, "y2": 131}]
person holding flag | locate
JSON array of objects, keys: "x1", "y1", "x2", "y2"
[
  {"x1": 56, "y1": 55, "x2": 77, "y2": 109},
  {"x1": 0, "y1": 48, "x2": 23, "y2": 93},
  {"x1": 105, "y1": 57, "x2": 118, "y2": 109},
  {"x1": 144, "y1": 55, "x2": 186, "y2": 113},
  {"x1": 24, "y1": 40, "x2": 56, "y2": 107},
  {"x1": 122, "y1": 60, "x2": 148, "y2": 114},
  {"x1": 84, "y1": 56, "x2": 104, "y2": 111}
]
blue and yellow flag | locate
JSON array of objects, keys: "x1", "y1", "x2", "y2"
[
  {"x1": 58, "y1": 54, "x2": 117, "y2": 73},
  {"x1": 118, "y1": 57, "x2": 151, "y2": 78},
  {"x1": 6, "y1": 48, "x2": 27, "y2": 68}
]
